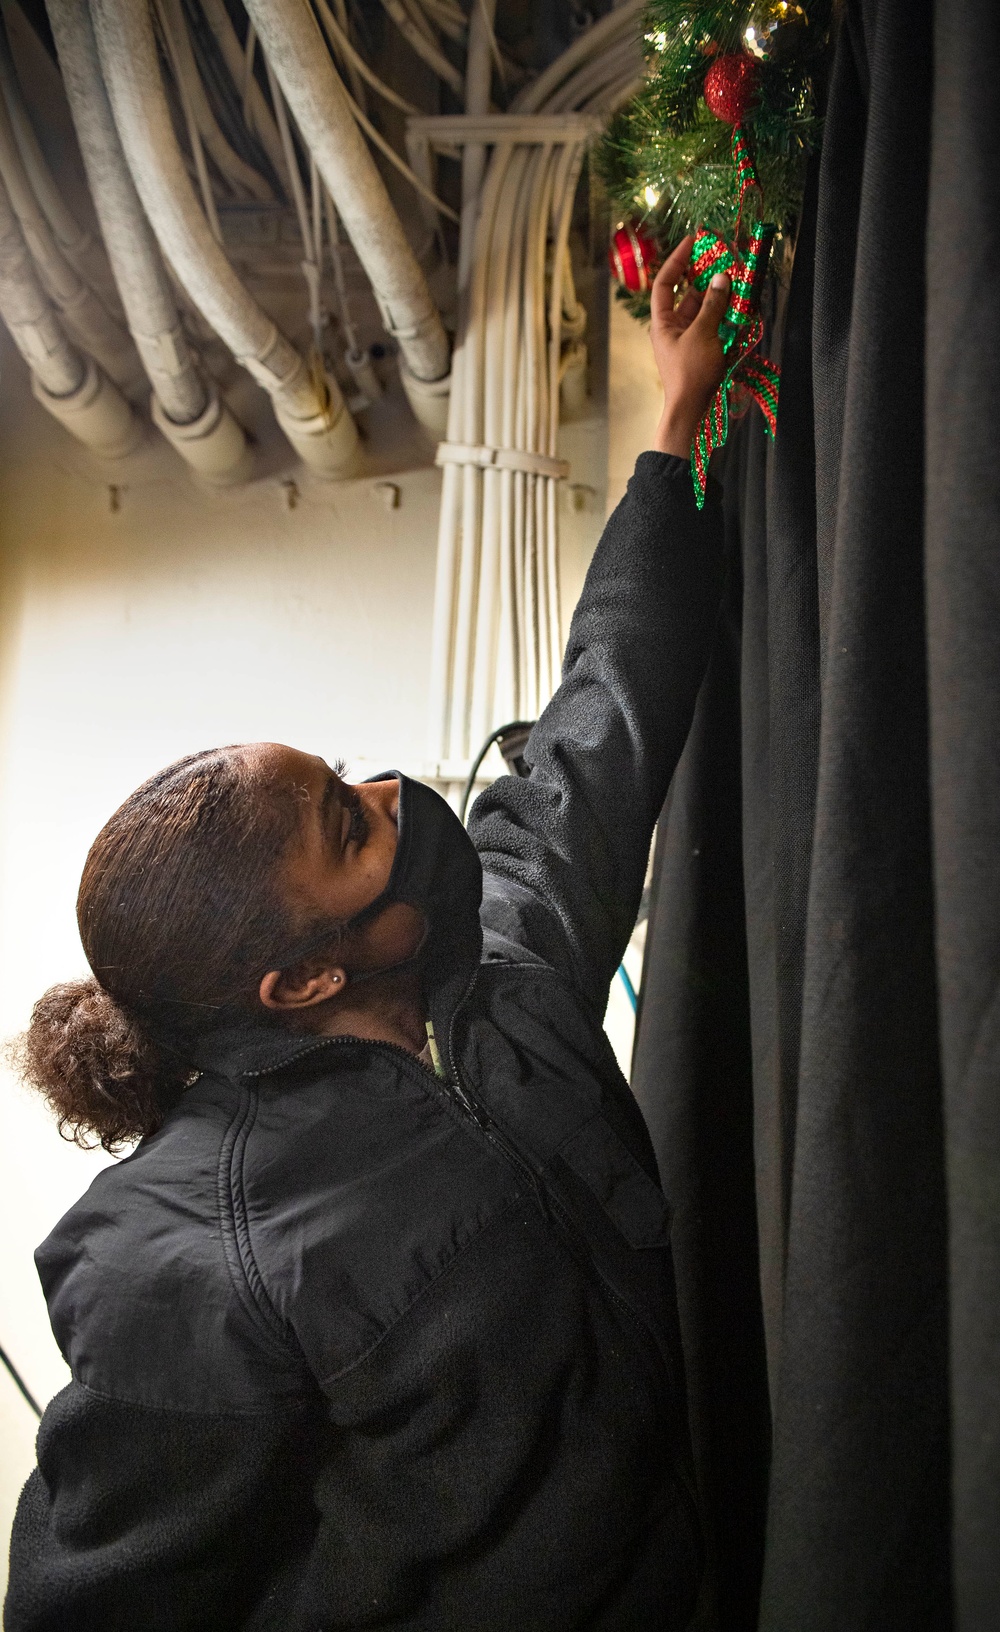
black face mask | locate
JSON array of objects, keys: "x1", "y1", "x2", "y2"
[{"x1": 273, "y1": 771, "x2": 483, "y2": 983}]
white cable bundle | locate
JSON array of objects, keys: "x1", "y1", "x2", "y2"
[
  {"x1": 427, "y1": 0, "x2": 646, "y2": 777},
  {"x1": 429, "y1": 135, "x2": 584, "y2": 772}
]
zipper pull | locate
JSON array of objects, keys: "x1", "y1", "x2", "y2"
[{"x1": 424, "y1": 1019, "x2": 448, "y2": 1082}]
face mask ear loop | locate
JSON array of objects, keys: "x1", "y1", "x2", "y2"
[{"x1": 334, "y1": 919, "x2": 430, "y2": 988}]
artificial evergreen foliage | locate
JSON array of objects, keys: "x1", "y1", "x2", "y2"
[{"x1": 597, "y1": 1, "x2": 832, "y2": 317}]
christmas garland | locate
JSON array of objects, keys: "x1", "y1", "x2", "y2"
[
  {"x1": 596, "y1": 0, "x2": 832, "y2": 320},
  {"x1": 596, "y1": 1, "x2": 831, "y2": 501}
]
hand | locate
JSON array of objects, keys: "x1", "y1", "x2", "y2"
[{"x1": 649, "y1": 235, "x2": 731, "y2": 458}]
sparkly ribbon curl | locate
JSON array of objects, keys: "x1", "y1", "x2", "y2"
[{"x1": 687, "y1": 127, "x2": 781, "y2": 507}]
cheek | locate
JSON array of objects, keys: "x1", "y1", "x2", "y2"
[{"x1": 355, "y1": 901, "x2": 427, "y2": 968}]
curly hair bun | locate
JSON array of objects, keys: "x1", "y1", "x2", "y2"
[{"x1": 10, "y1": 979, "x2": 187, "y2": 1153}]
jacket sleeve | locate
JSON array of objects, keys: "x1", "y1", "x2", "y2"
[
  {"x1": 3, "y1": 1382, "x2": 320, "y2": 1632},
  {"x1": 469, "y1": 451, "x2": 724, "y2": 1009}
]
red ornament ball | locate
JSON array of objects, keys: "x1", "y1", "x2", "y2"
[
  {"x1": 703, "y1": 52, "x2": 760, "y2": 124},
  {"x1": 608, "y1": 221, "x2": 660, "y2": 293}
]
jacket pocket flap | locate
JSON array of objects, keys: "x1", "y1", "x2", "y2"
[{"x1": 557, "y1": 1116, "x2": 671, "y2": 1248}]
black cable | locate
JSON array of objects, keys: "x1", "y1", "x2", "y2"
[
  {"x1": 459, "y1": 721, "x2": 534, "y2": 825},
  {"x1": 0, "y1": 1341, "x2": 42, "y2": 1419}
]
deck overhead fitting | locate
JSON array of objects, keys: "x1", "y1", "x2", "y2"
[
  {"x1": 90, "y1": 0, "x2": 357, "y2": 477},
  {"x1": 47, "y1": 0, "x2": 250, "y2": 483},
  {"x1": 242, "y1": 0, "x2": 451, "y2": 434}
]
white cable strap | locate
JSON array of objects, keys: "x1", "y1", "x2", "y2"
[{"x1": 435, "y1": 442, "x2": 570, "y2": 479}]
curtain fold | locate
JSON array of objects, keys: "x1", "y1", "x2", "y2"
[
  {"x1": 633, "y1": 425, "x2": 771, "y2": 1629},
  {"x1": 632, "y1": 0, "x2": 999, "y2": 1623},
  {"x1": 926, "y1": 0, "x2": 1000, "y2": 1624}
]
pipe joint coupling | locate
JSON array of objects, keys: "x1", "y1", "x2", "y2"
[
  {"x1": 151, "y1": 383, "x2": 252, "y2": 485},
  {"x1": 399, "y1": 361, "x2": 451, "y2": 439},
  {"x1": 236, "y1": 324, "x2": 303, "y2": 396},
  {"x1": 376, "y1": 299, "x2": 451, "y2": 386},
  {"x1": 273, "y1": 391, "x2": 359, "y2": 478},
  {"x1": 32, "y1": 354, "x2": 141, "y2": 458}
]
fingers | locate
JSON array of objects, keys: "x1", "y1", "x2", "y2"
[
  {"x1": 657, "y1": 233, "x2": 695, "y2": 288},
  {"x1": 673, "y1": 287, "x2": 703, "y2": 329},
  {"x1": 690, "y1": 270, "x2": 731, "y2": 336},
  {"x1": 650, "y1": 234, "x2": 694, "y2": 323}
]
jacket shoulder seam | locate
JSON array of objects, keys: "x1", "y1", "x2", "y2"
[{"x1": 61, "y1": 1374, "x2": 311, "y2": 1420}]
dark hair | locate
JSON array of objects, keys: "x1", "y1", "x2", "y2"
[{"x1": 12, "y1": 747, "x2": 334, "y2": 1153}]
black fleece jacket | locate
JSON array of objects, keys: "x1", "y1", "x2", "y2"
[{"x1": 4, "y1": 453, "x2": 724, "y2": 1632}]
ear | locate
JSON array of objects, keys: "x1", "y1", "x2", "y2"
[{"x1": 258, "y1": 963, "x2": 348, "y2": 1011}]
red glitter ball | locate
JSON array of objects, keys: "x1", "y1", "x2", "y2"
[
  {"x1": 608, "y1": 221, "x2": 660, "y2": 293},
  {"x1": 703, "y1": 52, "x2": 760, "y2": 124}
]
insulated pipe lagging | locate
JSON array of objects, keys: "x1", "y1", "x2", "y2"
[
  {"x1": 242, "y1": 0, "x2": 450, "y2": 396},
  {"x1": 0, "y1": 10, "x2": 121, "y2": 317},
  {"x1": 46, "y1": 0, "x2": 206, "y2": 423},
  {"x1": 0, "y1": 67, "x2": 138, "y2": 391},
  {"x1": 46, "y1": 0, "x2": 249, "y2": 485},
  {"x1": 90, "y1": 0, "x2": 356, "y2": 475},
  {"x1": 0, "y1": 168, "x2": 81, "y2": 398},
  {"x1": 0, "y1": 170, "x2": 138, "y2": 456}
]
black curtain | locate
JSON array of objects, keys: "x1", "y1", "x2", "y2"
[{"x1": 631, "y1": 1, "x2": 1000, "y2": 1626}]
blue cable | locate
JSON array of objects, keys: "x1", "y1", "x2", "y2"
[{"x1": 617, "y1": 963, "x2": 637, "y2": 1012}]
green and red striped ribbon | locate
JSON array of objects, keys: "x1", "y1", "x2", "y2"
[
  {"x1": 732, "y1": 126, "x2": 759, "y2": 219},
  {"x1": 686, "y1": 126, "x2": 781, "y2": 508}
]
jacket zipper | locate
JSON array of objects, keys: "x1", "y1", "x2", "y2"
[
  {"x1": 442, "y1": 989, "x2": 683, "y2": 1398},
  {"x1": 442, "y1": 997, "x2": 700, "y2": 1537},
  {"x1": 248, "y1": 1025, "x2": 701, "y2": 1536}
]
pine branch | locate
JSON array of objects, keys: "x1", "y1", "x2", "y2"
[{"x1": 596, "y1": 0, "x2": 833, "y2": 287}]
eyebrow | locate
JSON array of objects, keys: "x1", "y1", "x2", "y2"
[{"x1": 319, "y1": 773, "x2": 342, "y2": 841}]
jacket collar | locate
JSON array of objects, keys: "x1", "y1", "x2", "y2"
[{"x1": 185, "y1": 904, "x2": 484, "y2": 1084}]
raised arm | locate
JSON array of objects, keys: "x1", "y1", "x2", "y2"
[{"x1": 469, "y1": 240, "x2": 731, "y2": 1009}]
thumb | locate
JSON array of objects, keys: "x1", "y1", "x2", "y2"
[{"x1": 691, "y1": 271, "x2": 731, "y2": 335}]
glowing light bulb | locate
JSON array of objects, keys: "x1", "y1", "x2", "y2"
[{"x1": 643, "y1": 184, "x2": 660, "y2": 209}]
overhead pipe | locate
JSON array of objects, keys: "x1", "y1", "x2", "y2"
[
  {"x1": 0, "y1": 169, "x2": 138, "y2": 457},
  {"x1": 0, "y1": 65, "x2": 138, "y2": 391},
  {"x1": 0, "y1": 7, "x2": 123, "y2": 319},
  {"x1": 90, "y1": 0, "x2": 357, "y2": 477},
  {"x1": 241, "y1": 0, "x2": 451, "y2": 435},
  {"x1": 46, "y1": 0, "x2": 250, "y2": 485}
]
